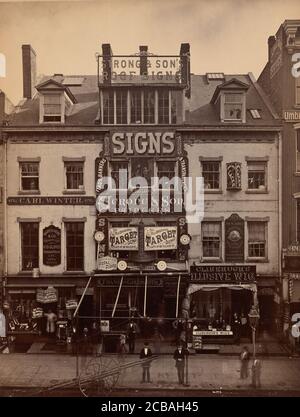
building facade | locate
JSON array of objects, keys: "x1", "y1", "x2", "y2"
[
  {"x1": 258, "y1": 20, "x2": 300, "y2": 330},
  {"x1": 2, "y1": 42, "x2": 281, "y2": 345}
]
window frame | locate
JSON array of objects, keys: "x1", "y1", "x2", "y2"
[
  {"x1": 19, "y1": 160, "x2": 40, "y2": 193},
  {"x1": 201, "y1": 160, "x2": 222, "y2": 192},
  {"x1": 65, "y1": 221, "x2": 85, "y2": 272},
  {"x1": 247, "y1": 221, "x2": 268, "y2": 260},
  {"x1": 40, "y1": 91, "x2": 65, "y2": 124},
  {"x1": 201, "y1": 221, "x2": 222, "y2": 260},
  {"x1": 221, "y1": 92, "x2": 246, "y2": 123},
  {"x1": 64, "y1": 160, "x2": 85, "y2": 192},
  {"x1": 20, "y1": 221, "x2": 40, "y2": 272},
  {"x1": 247, "y1": 161, "x2": 268, "y2": 191}
]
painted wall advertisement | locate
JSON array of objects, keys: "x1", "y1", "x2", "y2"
[
  {"x1": 144, "y1": 226, "x2": 177, "y2": 251},
  {"x1": 109, "y1": 227, "x2": 139, "y2": 251}
]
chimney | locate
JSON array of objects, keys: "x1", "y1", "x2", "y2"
[
  {"x1": 268, "y1": 36, "x2": 276, "y2": 63},
  {"x1": 102, "y1": 43, "x2": 113, "y2": 84},
  {"x1": 22, "y1": 45, "x2": 36, "y2": 99},
  {"x1": 0, "y1": 90, "x2": 5, "y2": 125},
  {"x1": 139, "y1": 45, "x2": 148, "y2": 76},
  {"x1": 180, "y1": 43, "x2": 191, "y2": 98}
]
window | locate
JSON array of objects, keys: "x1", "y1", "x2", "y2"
[
  {"x1": 249, "y1": 109, "x2": 261, "y2": 119},
  {"x1": 116, "y1": 90, "x2": 127, "y2": 124},
  {"x1": 248, "y1": 222, "x2": 266, "y2": 258},
  {"x1": 170, "y1": 91, "x2": 177, "y2": 124},
  {"x1": 103, "y1": 91, "x2": 114, "y2": 124},
  {"x1": 202, "y1": 222, "x2": 221, "y2": 258},
  {"x1": 130, "y1": 90, "x2": 142, "y2": 124},
  {"x1": 144, "y1": 90, "x2": 155, "y2": 124},
  {"x1": 43, "y1": 94, "x2": 62, "y2": 122},
  {"x1": 66, "y1": 222, "x2": 84, "y2": 271},
  {"x1": 21, "y1": 222, "x2": 39, "y2": 271},
  {"x1": 20, "y1": 162, "x2": 39, "y2": 191},
  {"x1": 202, "y1": 161, "x2": 220, "y2": 190},
  {"x1": 157, "y1": 161, "x2": 176, "y2": 180},
  {"x1": 296, "y1": 77, "x2": 300, "y2": 106},
  {"x1": 224, "y1": 93, "x2": 243, "y2": 121},
  {"x1": 110, "y1": 161, "x2": 129, "y2": 188},
  {"x1": 248, "y1": 162, "x2": 267, "y2": 190},
  {"x1": 158, "y1": 89, "x2": 169, "y2": 124},
  {"x1": 65, "y1": 162, "x2": 84, "y2": 190}
]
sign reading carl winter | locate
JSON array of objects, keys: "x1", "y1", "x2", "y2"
[
  {"x1": 43, "y1": 225, "x2": 61, "y2": 266},
  {"x1": 144, "y1": 226, "x2": 177, "y2": 251}
]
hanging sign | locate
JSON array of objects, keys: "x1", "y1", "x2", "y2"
[
  {"x1": 43, "y1": 225, "x2": 61, "y2": 266},
  {"x1": 109, "y1": 227, "x2": 139, "y2": 251},
  {"x1": 97, "y1": 256, "x2": 118, "y2": 271},
  {"x1": 144, "y1": 226, "x2": 177, "y2": 251}
]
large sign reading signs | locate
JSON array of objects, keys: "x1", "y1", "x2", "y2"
[
  {"x1": 109, "y1": 227, "x2": 139, "y2": 251},
  {"x1": 144, "y1": 226, "x2": 177, "y2": 251},
  {"x1": 43, "y1": 226, "x2": 61, "y2": 266},
  {"x1": 190, "y1": 265, "x2": 256, "y2": 284},
  {"x1": 111, "y1": 132, "x2": 176, "y2": 156}
]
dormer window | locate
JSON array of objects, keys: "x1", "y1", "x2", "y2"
[
  {"x1": 223, "y1": 93, "x2": 243, "y2": 121},
  {"x1": 43, "y1": 93, "x2": 62, "y2": 122},
  {"x1": 36, "y1": 78, "x2": 77, "y2": 124}
]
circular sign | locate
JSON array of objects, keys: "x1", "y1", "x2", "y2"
[
  {"x1": 94, "y1": 231, "x2": 105, "y2": 242},
  {"x1": 117, "y1": 260, "x2": 127, "y2": 271},
  {"x1": 180, "y1": 234, "x2": 191, "y2": 245},
  {"x1": 157, "y1": 261, "x2": 167, "y2": 271},
  {"x1": 228, "y1": 230, "x2": 241, "y2": 242}
]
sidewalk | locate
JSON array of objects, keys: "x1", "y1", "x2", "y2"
[{"x1": 0, "y1": 353, "x2": 300, "y2": 393}]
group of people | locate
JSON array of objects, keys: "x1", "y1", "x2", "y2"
[
  {"x1": 139, "y1": 341, "x2": 188, "y2": 385},
  {"x1": 240, "y1": 346, "x2": 262, "y2": 388}
]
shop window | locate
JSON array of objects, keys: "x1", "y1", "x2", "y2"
[
  {"x1": 223, "y1": 93, "x2": 243, "y2": 121},
  {"x1": 247, "y1": 162, "x2": 267, "y2": 190},
  {"x1": 144, "y1": 89, "x2": 155, "y2": 124},
  {"x1": 66, "y1": 222, "x2": 84, "y2": 271},
  {"x1": 157, "y1": 161, "x2": 176, "y2": 180},
  {"x1": 43, "y1": 93, "x2": 62, "y2": 122},
  {"x1": 65, "y1": 162, "x2": 84, "y2": 190},
  {"x1": 202, "y1": 161, "x2": 220, "y2": 190},
  {"x1": 130, "y1": 90, "x2": 142, "y2": 124},
  {"x1": 20, "y1": 162, "x2": 39, "y2": 191},
  {"x1": 103, "y1": 91, "x2": 114, "y2": 124},
  {"x1": 21, "y1": 222, "x2": 39, "y2": 271},
  {"x1": 116, "y1": 90, "x2": 127, "y2": 124},
  {"x1": 296, "y1": 76, "x2": 300, "y2": 106},
  {"x1": 248, "y1": 222, "x2": 266, "y2": 258},
  {"x1": 158, "y1": 89, "x2": 169, "y2": 124},
  {"x1": 131, "y1": 159, "x2": 153, "y2": 185},
  {"x1": 297, "y1": 132, "x2": 300, "y2": 172},
  {"x1": 202, "y1": 222, "x2": 222, "y2": 259}
]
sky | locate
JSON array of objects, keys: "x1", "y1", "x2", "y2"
[{"x1": 0, "y1": 0, "x2": 299, "y2": 104}]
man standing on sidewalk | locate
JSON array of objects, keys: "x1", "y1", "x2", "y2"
[
  {"x1": 173, "y1": 343, "x2": 188, "y2": 385},
  {"x1": 240, "y1": 346, "x2": 250, "y2": 379},
  {"x1": 139, "y1": 341, "x2": 152, "y2": 383},
  {"x1": 252, "y1": 358, "x2": 262, "y2": 388},
  {"x1": 127, "y1": 320, "x2": 137, "y2": 354}
]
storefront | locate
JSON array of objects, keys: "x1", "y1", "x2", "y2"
[{"x1": 186, "y1": 265, "x2": 257, "y2": 343}]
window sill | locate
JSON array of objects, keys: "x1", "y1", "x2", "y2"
[
  {"x1": 204, "y1": 190, "x2": 223, "y2": 194},
  {"x1": 18, "y1": 190, "x2": 41, "y2": 195},
  {"x1": 62, "y1": 190, "x2": 86, "y2": 195},
  {"x1": 201, "y1": 258, "x2": 223, "y2": 263},
  {"x1": 245, "y1": 189, "x2": 268, "y2": 194},
  {"x1": 246, "y1": 258, "x2": 269, "y2": 263},
  {"x1": 63, "y1": 271, "x2": 86, "y2": 275},
  {"x1": 18, "y1": 271, "x2": 38, "y2": 275}
]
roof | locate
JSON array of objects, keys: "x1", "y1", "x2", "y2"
[{"x1": 8, "y1": 72, "x2": 280, "y2": 127}]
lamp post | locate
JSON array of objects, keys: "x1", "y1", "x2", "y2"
[{"x1": 248, "y1": 306, "x2": 260, "y2": 360}]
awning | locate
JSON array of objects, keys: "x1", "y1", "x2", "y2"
[{"x1": 187, "y1": 283, "x2": 257, "y2": 295}]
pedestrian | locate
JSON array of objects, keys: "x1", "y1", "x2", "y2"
[
  {"x1": 233, "y1": 312, "x2": 241, "y2": 344},
  {"x1": 252, "y1": 358, "x2": 262, "y2": 388},
  {"x1": 127, "y1": 319, "x2": 137, "y2": 354},
  {"x1": 240, "y1": 346, "x2": 250, "y2": 379},
  {"x1": 118, "y1": 333, "x2": 127, "y2": 354},
  {"x1": 139, "y1": 341, "x2": 152, "y2": 383},
  {"x1": 44, "y1": 309, "x2": 57, "y2": 338},
  {"x1": 173, "y1": 343, "x2": 188, "y2": 385},
  {"x1": 240, "y1": 313, "x2": 247, "y2": 338}
]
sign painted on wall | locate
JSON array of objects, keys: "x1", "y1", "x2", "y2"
[
  {"x1": 225, "y1": 214, "x2": 244, "y2": 263},
  {"x1": 43, "y1": 225, "x2": 61, "y2": 267},
  {"x1": 7, "y1": 196, "x2": 95, "y2": 205},
  {"x1": 190, "y1": 265, "x2": 256, "y2": 283},
  {"x1": 111, "y1": 132, "x2": 176, "y2": 156},
  {"x1": 282, "y1": 111, "x2": 300, "y2": 122},
  {"x1": 144, "y1": 226, "x2": 177, "y2": 251},
  {"x1": 109, "y1": 227, "x2": 139, "y2": 251}
]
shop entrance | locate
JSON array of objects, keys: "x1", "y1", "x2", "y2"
[{"x1": 77, "y1": 295, "x2": 94, "y2": 332}]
